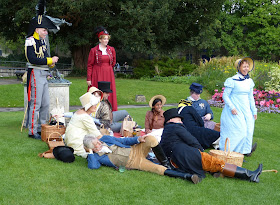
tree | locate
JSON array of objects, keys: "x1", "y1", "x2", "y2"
[
  {"x1": 0, "y1": 0, "x2": 225, "y2": 69},
  {"x1": 219, "y1": 0, "x2": 280, "y2": 61}
]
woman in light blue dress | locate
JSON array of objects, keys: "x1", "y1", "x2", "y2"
[{"x1": 219, "y1": 57, "x2": 257, "y2": 155}]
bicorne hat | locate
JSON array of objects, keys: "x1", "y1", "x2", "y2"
[
  {"x1": 53, "y1": 146, "x2": 75, "y2": 163},
  {"x1": 189, "y1": 83, "x2": 203, "y2": 94},
  {"x1": 163, "y1": 108, "x2": 183, "y2": 124},
  {"x1": 26, "y1": 0, "x2": 57, "y2": 37},
  {"x1": 98, "y1": 81, "x2": 113, "y2": 93}
]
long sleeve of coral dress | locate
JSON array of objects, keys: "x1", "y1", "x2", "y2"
[
  {"x1": 219, "y1": 73, "x2": 257, "y2": 154},
  {"x1": 87, "y1": 45, "x2": 118, "y2": 111}
]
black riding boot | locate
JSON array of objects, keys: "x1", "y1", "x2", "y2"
[
  {"x1": 152, "y1": 144, "x2": 172, "y2": 169},
  {"x1": 222, "y1": 163, "x2": 262, "y2": 182},
  {"x1": 164, "y1": 169, "x2": 202, "y2": 184}
]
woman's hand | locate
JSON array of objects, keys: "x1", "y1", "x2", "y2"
[
  {"x1": 87, "y1": 81, "x2": 92, "y2": 86},
  {"x1": 231, "y1": 108, "x2": 238, "y2": 115},
  {"x1": 254, "y1": 114, "x2": 257, "y2": 120}
]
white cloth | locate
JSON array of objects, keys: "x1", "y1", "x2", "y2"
[
  {"x1": 147, "y1": 128, "x2": 164, "y2": 142},
  {"x1": 99, "y1": 146, "x2": 112, "y2": 154}
]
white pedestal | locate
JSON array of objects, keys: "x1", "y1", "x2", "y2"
[{"x1": 24, "y1": 82, "x2": 71, "y2": 125}]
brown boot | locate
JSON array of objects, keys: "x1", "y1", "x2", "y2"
[{"x1": 222, "y1": 163, "x2": 262, "y2": 182}]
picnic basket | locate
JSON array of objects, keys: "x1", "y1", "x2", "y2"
[
  {"x1": 209, "y1": 138, "x2": 244, "y2": 167},
  {"x1": 47, "y1": 132, "x2": 65, "y2": 151},
  {"x1": 41, "y1": 122, "x2": 66, "y2": 142}
]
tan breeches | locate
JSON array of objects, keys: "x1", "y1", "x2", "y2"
[
  {"x1": 200, "y1": 152, "x2": 225, "y2": 173},
  {"x1": 126, "y1": 135, "x2": 167, "y2": 175}
]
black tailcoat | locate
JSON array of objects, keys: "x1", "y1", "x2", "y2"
[
  {"x1": 160, "y1": 122, "x2": 206, "y2": 178},
  {"x1": 178, "y1": 106, "x2": 220, "y2": 149}
]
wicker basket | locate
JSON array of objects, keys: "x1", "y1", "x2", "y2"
[
  {"x1": 47, "y1": 132, "x2": 65, "y2": 151},
  {"x1": 209, "y1": 138, "x2": 244, "y2": 167},
  {"x1": 41, "y1": 123, "x2": 66, "y2": 142},
  {"x1": 214, "y1": 123, "x2": 220, "y2": 132}
]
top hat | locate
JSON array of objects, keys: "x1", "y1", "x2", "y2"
[
  {"x1": 189, "y1": 83, "x2": 203, "y2": 94},
  {"x1": 53, "y1": 146, "x2": 75, "y2": 163},
  {"x1": 234, "y1": 57, "x2": 254, "y2": 72},
  {"x1": 79, "y1": 92, "x2": 100, "y2": 111},
  {"x1": 98, "y1": 81, "x2": 112, "y2": 93},
  {"x1": 149, "y1": 95, "x2": 166, "y2": 108},
  {"x1": 88, "y1": 86, "x2": 104, "y2": 100},
  {"x1": 163, "y1": 108, "x2": 183, "y2": 124}
]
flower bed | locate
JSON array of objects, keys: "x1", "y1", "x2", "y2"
[{"x1": 208, "y1": 89, "x2": 280, "y2": 114}]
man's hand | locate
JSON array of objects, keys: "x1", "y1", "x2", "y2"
[
  {"x1": 204, "y1": 113, "x2": 212, "y2": 121},
  {"x1": 84, "y1": 146, "x2": 93, "y2": 153},
  {"x1": 138, "y1": 135, "x2": 148, "y2": 143},
  {"x1": 84, "y1": 146, "x2": 90, "y2": 152},
  {"x1": 52, "y1": 56, "x2": 59, "y2": 64}
]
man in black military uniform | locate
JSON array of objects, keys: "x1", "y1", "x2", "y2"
[{"x1": 25, "y1": 0, "x2": 59, "y2": 139}]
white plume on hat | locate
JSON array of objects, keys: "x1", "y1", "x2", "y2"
[{"x1": 79, "y1": 92, "x2": 100, "y2": 111}]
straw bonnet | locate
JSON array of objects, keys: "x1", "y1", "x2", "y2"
[
  {"x1": 79, "y1": 92, "x2": 100, "y2": 111},
  {"x1": 149, "y1": 95, "x2": 166, "y2": 108},
  {"x1": 88, "y1": 86, "x2": 104, "y2": 100},
  {"x1": 234, "y1": 57, "x2": 254, "y2": 72}
]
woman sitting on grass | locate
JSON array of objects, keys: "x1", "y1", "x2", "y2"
[
  {"x1": 64, "y1": 92, "x2": 102, "y2": 158},
  {"x1": 145, "y1": 95, "x2": 166, "y2": 142}
]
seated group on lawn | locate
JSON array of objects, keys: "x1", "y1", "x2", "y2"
[{"x1": 59, "y1": 77, "x2": 262, "y2": 184}]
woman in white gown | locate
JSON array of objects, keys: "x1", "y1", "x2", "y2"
[
  {"x1": 219, "y1": 57, "x2": 257, "y2": 155},
  {"x1": 65, "y1": 92, "x2": 102, "y2": 158}
]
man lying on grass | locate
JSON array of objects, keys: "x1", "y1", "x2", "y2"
[
  {"x1": 160, "y1": 108, "x2": 263, "y2": 183},
  {"x1": 83, "y1": 134, "x2": 202, "y2": 184}
]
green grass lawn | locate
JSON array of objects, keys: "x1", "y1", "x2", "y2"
[
  {"x1": 0, "y1": 77, "x2": 212, "y2": 107},
  {"x1": 0, "y1": 108, "x2": 279, "y2": 204},
  {"x1": 0, "y1": 78, "x2": 279, "y2": 204}
]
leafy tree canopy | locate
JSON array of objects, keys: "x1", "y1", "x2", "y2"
[
  {"x1": 219, "y1": 0, "x2": 280, "y2": 60},
  {"x1": 0, "y1": 0, "x2": 225, "y2": 68}
]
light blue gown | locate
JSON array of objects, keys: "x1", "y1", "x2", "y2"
[{"x1": 219, "y1": 73, "x2": 257, "y2": 154}]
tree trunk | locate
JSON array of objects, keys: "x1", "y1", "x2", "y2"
[{"x1": 71, "y1": 45, "x2": 92, "y2": 70}]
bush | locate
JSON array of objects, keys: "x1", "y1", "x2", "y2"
[
  {"x1": 132, "y1": 57, "x2": 197, "y2": 79},
  {"x1": 191, "y1": 56, "x2": 276, "y2": 94},
  {"x1": 140, "y1": 75, "x2": 198, "y2": 85},
  {"x1": 67, "y1": 67, "x2": 87, "y2": 77},
  {"x1": 264, "y1": 66, "x2": 280, "y2": 91}
]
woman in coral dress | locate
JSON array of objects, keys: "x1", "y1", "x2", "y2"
[{"x1": 87, "y1": 26, "x2": 118, "y2": 111}]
